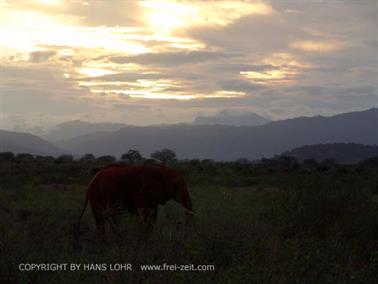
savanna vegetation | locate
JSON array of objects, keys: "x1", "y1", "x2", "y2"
[{"x1": 0, "y1": 151, "x2": 377, "y2": 284}]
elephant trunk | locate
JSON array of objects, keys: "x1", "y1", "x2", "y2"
[
  {"x1": 174, "y1": 181, "x2": 195, "y2": 216},
  {"x1": 182, "y1": 198, "x2": 195, "y2": 215},
  {"x1": 182, "y1": 197, "x2": 195, "y2": 226}
]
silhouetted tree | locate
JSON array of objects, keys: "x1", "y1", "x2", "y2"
[
  {"x1": 318, "y1": 159, "x2": 338, "y2": 171},
  {"x1": 261, "y1": 158, "x2": 280, "y2": 168},
  {"x1": 0, "y1": 152, "x2": 15, "y2": 162},
  {"x1": 235, "y1": 158, "x2": 250, "y2": 164},
  {"x1": 302, "y1": 158, "x2": 318, "y2": 170},
  {"x1": 80, "y1": 153, "x2": 96, "y2": 162},
  {"x1": 359, "y1": 156, "x2": 378, "y2": 169},
  {"x1": 56, "y1": 154, "x2": 74, "y2": 163},
  {"x1": 43, "y1": 156, "x2": 55, "y2": 163},
  {"x1": 189, "y1": 159, "x2": 200, "y2": 166},
  {"x1": 121, "y1": 149, "x2": 143, "y2": 164},
  {"x1": 150, "y1": 149, "x2": 177, "y2": 165},
  {"x1": 321, "y1": 159, "x2": 338, "y2": 167},
  {"x1": 16, "y1": 153, "x2": 34, "y2": 162},
  {"x1": 279, "y1": 156, "x2": 299, "y2": 169}
]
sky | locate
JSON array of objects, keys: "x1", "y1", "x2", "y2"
[{"x1": 0, "y1": 0, "x2": 377, "y2": 132}]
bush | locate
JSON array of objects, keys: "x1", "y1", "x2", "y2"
[{"x1": 0, "y1": 152, "x2": 15, "y2": 162}]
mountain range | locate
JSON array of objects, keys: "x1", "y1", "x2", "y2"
[
  {"x1": 282, "y1": 143, "x2": 378, "y2": 164},
  {"x1": 0, "y1": 129, "x2": 64, "y2": 156},
  {"x1": 1, "y1": 108, "x2": 377, "y2": 160},
  {"x1": 55, "y1": 108, "x2": 378, "y2": 160},
  {"x1": 41, "y1": 111, "x2": 269, "y2": 142},
  {"x1": 42, "y1": 120, "x2": 127, "y2": 142},
  {"x1": 193, "y1": 111, "x2": 270, "y2": 126}
]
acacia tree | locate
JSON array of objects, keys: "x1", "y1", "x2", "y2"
[
  {"x1": 80, "y1": 153, "x2": 96, "y2": 162},
  {"x1": 150, "y1": 148, "x2": 177, "y2": 165},
  {"x1": 121, "y1": 149, "x2": 143, "y2": 164}
]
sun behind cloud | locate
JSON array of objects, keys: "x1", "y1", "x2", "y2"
[{"x1": 141, "y1": 0, "x2": 273, "y2": 33}]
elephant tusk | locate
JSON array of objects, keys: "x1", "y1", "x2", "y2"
[{"x1": 183, "y1": 208, "x2": 197, "y2": 215}]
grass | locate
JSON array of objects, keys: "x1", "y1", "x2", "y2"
[{"x1": 0, "y1": 161, "x2": 377, "y2": 283}]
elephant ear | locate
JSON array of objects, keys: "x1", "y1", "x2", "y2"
[{"x1": 134, "y1": 175, "x2": 165, "y2": 204}]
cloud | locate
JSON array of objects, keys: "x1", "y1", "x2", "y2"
[
  {"x1": 29, "y1": 50, "x2": 57, "y2": 62},
  {"x1": 188, "y1": 11, "x2": 306, "y2": 54},
  {"x1": 112, "y1": 103, "x2": 150, "y2": 110},
  {"x1": 141, "y1": 0, "x2": 273, "y2": 33},
  {"x1": 287, "y1": 85, "x2": 378, "y2": 97},
  {"x1": 290, "y1": 40, "x2": 345, "y2": 53},
  {"x1": 218, "y1": 79, "x2": 262, "y2": 93},
  {"x1": 0, "y1": 0, "x2": 377, "y2": 130},
  {"x1": 109, "y1": 50, "x2": 230, "y2": 66}
]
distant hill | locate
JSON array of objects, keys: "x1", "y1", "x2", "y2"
[
  {"x1": 56, "y1": 108, "x2": 378, "y2": 160},
  {"x1": 282, "y1": 143, "x2": 378, "y2": 164},
  {"x1": 194, "y1": 111, "x2": 270, "y2": 126},
  {"x1": 43, "y1": 120, "x2": 127, "y2": 142},
  {"x1": 0, "y1": 130, "x2": 65, "y2": 156}
]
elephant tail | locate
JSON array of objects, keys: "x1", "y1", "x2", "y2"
[
  {"x1": 72, "y1": 197, "x2": 88, "y2": 251},
  {"x1": 77, "y1": 167, "x2": 103, "y2": 222},
  {"x1": 78, "y1": 197, "x2": 88, "y2": 222}
]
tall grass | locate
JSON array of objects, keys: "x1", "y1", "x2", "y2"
[{"x1": 0, "y1": 162, "x2": 377, "y2": 283}]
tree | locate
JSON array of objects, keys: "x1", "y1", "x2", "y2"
[
  {"x1": 16, "y1": 153, "x2": 34, "y2": 162},
  {"x1": 321, "y1": 159, "x2": 338, "y2": 167},
  {"x1": 279, "y1": 156, "x2": 299, "y2": 169},
  {"x1": 121, "y1": 149, "x2": 143, "y2": 164},
  {"x1": 235, "y1": 158, "x2": 250, "y2": 165},
  {"x1": 0, "y1": 152, "x2": 15, "y2": 162},
  {"x1": 150, "y1": 149, "x2": 177, "y2": 165},
  {"x1": 302, "y1": 158, "x2": 318, "y2": 170},
  {"x1": 80, "y1": 153, "x2": 96, "y2": 162},
  {"x1": 96, "y1": 155, "x2": 116, "y2": 164},
  {"x1": 201, "y1": 159, "x2": 214, "y2": 164},
  {"x1": 359, "y1": 156, "x2": 378, "y2": 169},
  {"x1": 56, "y1": 154, "x2": 74, "y2": 163},
  {"x1": 319, "y1": 159, "x2": 338, "y2": 171}
]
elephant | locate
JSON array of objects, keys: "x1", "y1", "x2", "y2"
[{"x1": 77, "y1": 164, "x2": 195, "y2": 238}]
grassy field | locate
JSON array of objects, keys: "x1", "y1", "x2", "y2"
[{"x1": 0, "y1": 159, "x2": 377, "y2": 283}]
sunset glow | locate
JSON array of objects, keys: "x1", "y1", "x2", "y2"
[
  {"x1": 290, "y1": 40, "x2": 345, "y2": 53},
  {"x1": 0, "y1": 0, "x2": 376, "y2": 128}
]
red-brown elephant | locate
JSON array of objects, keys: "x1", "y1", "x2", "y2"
[{"x1": 78, "y1": 164, "x2": 194, "y2": 238}]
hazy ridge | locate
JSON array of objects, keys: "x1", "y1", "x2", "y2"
[
  {"x1": 56, "y1": 108, "x2": 378, "y2": 160},
  {"x1": 282, "y1": 143, "x2": 378, "y2": 164},
  {"x1": 0, "y1": 129, "x2": 64, "y2": 156},
  {"x1": 2, "y1": 108, "x2": 377, "y2": 160}
]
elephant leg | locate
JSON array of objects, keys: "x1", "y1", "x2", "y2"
[
  {"x1": 137, "y1": 206, "x2": 158, "y2": 236},
  {"x1": 94, "y1": 215, "x2": 105, "y2": 240},
  {"x1": 106, "y1": 213, "x2": 126, "y2": 240},
  {"x1": 145, "y1": 206, "x2": 158, "y2": 231},
  {"x1": 91, "y1": 205, "x2": 105, "y2": 240}
]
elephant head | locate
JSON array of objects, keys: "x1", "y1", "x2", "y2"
[{"x1": 171, "y1": 175, "x2": 196, "y2": 219}]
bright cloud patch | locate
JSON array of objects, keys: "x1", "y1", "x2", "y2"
[
  {"x1": 290, "y1": 40, "x2": 345, "y2": 53},
  {"x1": 141, "y1": 0, "x2": 273, "y2": 33},
  {"x1": 78, "y1": 67, "x2": 117, "y2": 77},
  {"x1": 240, "y1": 53, "x2": 311, "y2": 85}
]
